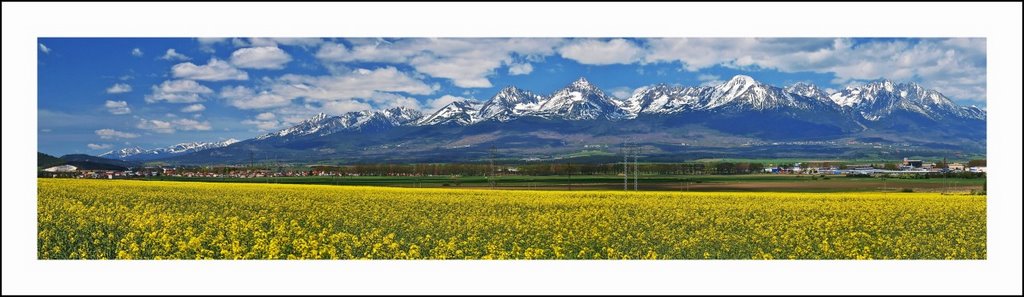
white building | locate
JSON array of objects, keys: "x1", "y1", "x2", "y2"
[
  {"x1": 968, "y1": 166, "x2": 987, "y2": 173},
  {"x1": 43, "y1": 164, "x2": 77, "y2": 172}
]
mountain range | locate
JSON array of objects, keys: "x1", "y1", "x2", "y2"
[
  {"x1": 101, "y1": 139, "x2": 239, "y2": 161},
  {"x1": 128, "y1": 75, "x2": 985, "y2": 164}
]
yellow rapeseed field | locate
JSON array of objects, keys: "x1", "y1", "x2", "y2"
[{"x1": 37, "y1": 179, "x2": 986, "y2": 260}]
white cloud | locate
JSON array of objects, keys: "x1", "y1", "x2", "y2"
[
  {"x1": 131, "y1": 48, "x2": 144, "y2": 57},
  {"x1": 558, "y1": 38, "x2": 644, "y2": 65},
  {"x1": 423, "y1": 95, "x2": 473, "y2": 113},
  {"x1": 230, "y1": 46, "x2": 292, "y2": 69},
  {"x1": 197, "y1": 37, "x2": 228, "y2": 52},
  {"x1": 316, "y1": 38, "x2": 564, "y2": 88},
  {"x1": 371, "y1": 92, "x2": 422, "y2": 110},
  {"x1": 508, "y1": 63, "x2": 533, "y2": 75},
  {"x1": 106, "y1": 83, "x2": 132, "y2": 94},
  {"x1": 696, "y1": 74, "x2": 723, "y2": 86},
  {"x1": 104, "y1": 100, "x2": 131, "y2": 115},
  {"x1": 171, "y1": 58, "x2": 248, "y2": 81},
  {"x1": 241, "y1": 118, "x2": 281, "y2": 131},
  {"x1": 159, "y1": 48, "x2": 191, "y2": 61},
  {"x1": 172, "y1": 118, "x2": 212, "y2": 131},
  {"x1": 136, "y1": 119, "x2": 175, "y2": 133},
  {"x1": 266, "y1": 67, "x2": 437, "y2": 103},
  {"x1": 95, "y1": 128, "x2": 139, "y2": 139},
  {"x1": 145, "y1": 80, "x2": 213, "y2": 103},
  {"x1": 248, "y1": 38, "x2": 323, "y2": 48},
  {"x1": 181, "y1": 103, "x2": 206, "y2": 113},
  {"x1": 39, "y1": 43, "x2": 51, "y2": 54},
  {"x1": 255, "y1": 112, "x2": 276, "y2": 121},
  {"x1": 220, "y1": 86, "x2": 293, "y2": 110},
  {"x1": 321, "y1": 100, "x2": 374, "y2": 115},
  {"x1": 609, "y1": 87, "x2": 634, "y2": 100},
  {"x1": 136, "y1": 118, "x2": 211, "y2": 133},
  {"x1": 87, "y1": 143, "x2": 112, "y2": 150}
]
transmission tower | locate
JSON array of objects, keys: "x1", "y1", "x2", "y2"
[
  {"x1": 634, "y1": 144, "x2": 640, "y2": 191},
  {"x1": 489, "y1": 145, "x2": 497, "y2": 189},
  {"x1": 622, "y1": 141, "x2": 628, "y2": 191}
]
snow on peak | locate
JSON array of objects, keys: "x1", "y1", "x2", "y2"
[
  {"x1": 728, "y1": 74, "x2": 756, "y2": 86},
  {"x1": 571, "y1": 76, "x2": 592, "y2": 88},
  {"x1": 417, "y1": 100, "x2": 481, "y2": 126},
  {"x1": 101, "y1": 139, "x2": 240, "y2": 160}
]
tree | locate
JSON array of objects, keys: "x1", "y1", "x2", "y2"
[{"x1": 967, "y1": 159, "x2": 986, "y2": 167}]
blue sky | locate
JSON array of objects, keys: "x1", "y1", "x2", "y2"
[{"x1": 37, "y1": 38, "x2": 986, "y2": 156}]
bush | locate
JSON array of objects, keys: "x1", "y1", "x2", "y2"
[{"x1": 901, "y1": 188, "x2": 914, "y2": 193}]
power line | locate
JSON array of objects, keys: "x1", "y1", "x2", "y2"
[
  {"x1": 622, "y1": 140, "x2": 628, "y2": 191},
  {"x1": 489, "y1": 145, "x2": 497, "y2": 189},
  {"x1": 634, "y1": 144, "x2": 639, "y2": 191}
]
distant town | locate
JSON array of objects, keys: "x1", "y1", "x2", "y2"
[{"x1": 39, "y1": 156, "x2": 986, "y2": 180}]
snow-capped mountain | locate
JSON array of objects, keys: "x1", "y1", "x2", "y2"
[
  {"x1": 476, "y1": 86, "x2": 545, "y2": 122},
  {"x1": 258, "y1": 75, "x2": 984, "y2": 142},
  {"x1": 100, "y1": 138, "x2": 239, "y2": 161},
  {"x1": 257, "y1": 107, "x2": 425, "y2": 140},
  {"x1": 829, "y1": 80, "x2": 986, "y2": 121},
  {"x1": 536, "y1": 77, "x2": 630, "y2": 120},
  {"x1": 417, "y1": 100, "x2": 482, "y2": 126},
  {"x1": 621, "y1": 84, "x2": 708, "y2": 116},
  {"x1": 705, "y1": 75, "x2": 816, "y2": 111},
  {"x1": 207, "y1": 74, "x2": 986, "y2": 164},
  {"x1": 785, "y1": 82, "x2": 832, "y2": 103}
]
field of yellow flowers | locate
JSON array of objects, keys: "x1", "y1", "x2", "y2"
[{"x1": 37, "y1": 179, "x2": 986, "y2": 259}]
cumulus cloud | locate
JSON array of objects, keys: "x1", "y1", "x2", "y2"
[
  {"x1": 219, "y1": 86, "x2": 293, "y2": 110},
  {"x1": 609, "y1": 87, "x2": 635, "y2": 99},
  {"x1": 321, "y1": 100, "x2": 374, "y2": 115},
  {"x1": 558, "y1": 38, "x2": 644, "y2": 65},
  {"x1": 181, "y1": 103, "x2": 206, "y2": 113},
  {"x1": 241, "y1": 118, "x2": 281, "y2": 131},
  {"x1": 95, "y1": 128, "x2": 139, "y2": 139},
  {"x1": 197, "y1": 37, "x2": 228, "y2": 52},
  {"x1": 145, "y1": 79, "x2": 213, "y2": 103},
  {"x1": 131, "y1": 48, "x2": 144, "y2": 57},
  {"x1": 87, "y1": 143, "x2": 112, "y2": 150},
  {"x1": 316, "y1": 38, "x2": 564, "y2": 88},
  {"x1": 106, "y1": 83, "x2": 132, "y2": 94},
  {"x1": 104, "y1": 100, "x2": 131, "y2": 115},
  {"x1": 696, "y1": 74, "x2": 724, "y2": 86},
  {"x1": 255, "y1": 112, "x2": 276, "y2": 121},
  {"x1": 171, "y1": 58, "x2": 248, "y2": 81},
  {"x1": 242, "y1": 111, "x2": 298, "y2": 131},
  {"x1": 230, "y1": 46, "x2": 292, "y2": 69},
  {"x1": 159, "y1": 48, "x2": 191, "y2": 61},
  {"x1": 136, "y1": 119, "x2": 175, "y2": 133},
  {"x1": 266, "y1": 67, "x2": 437, "y2": 103},
  {"x1": 508, "y1": 63, "x2": 533, "y2": 75},
  {"x1": 39, "y1": 43, "x2": 51, "y2": 54},
  {"x1": 172, "y1": 118, "x2": 212, "y2": 131},
  {"x1": 371, "y1": 92, "x2": 422, "y2": 110},
  {"x1": 248, "y1": 38, "x2": 324, "y2": 48},
  {"x1": 136, "y1": 118, "x2": 210, "y2": 133}
]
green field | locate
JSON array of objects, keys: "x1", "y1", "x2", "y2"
[{"x1": 144, "y1": 174, "x2": 985, "y2": 192}]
